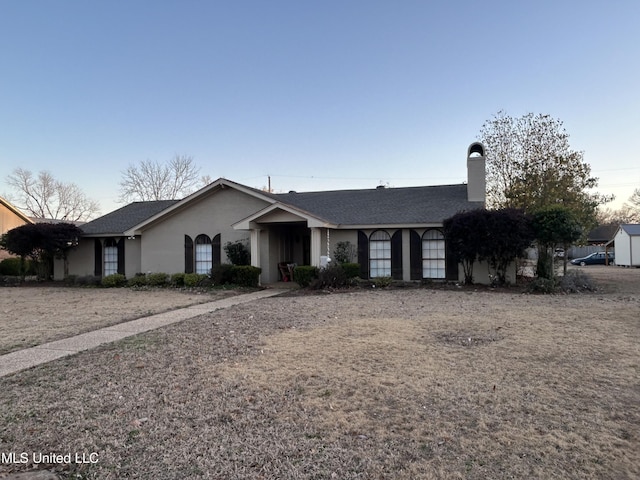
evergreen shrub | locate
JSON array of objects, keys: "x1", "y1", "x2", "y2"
[
  {"x1": 293, "y1": 266, "x2": 318, "y2": 287},
  {"x1": 101, "y1": 274, "x2": 127, "y2": 288}
]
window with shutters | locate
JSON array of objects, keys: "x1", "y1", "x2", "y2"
[
  {"x1": 369, "y1": 230, "x2": 391, "y2": 278},
  {"x1": 422, "y1": 229, "x2": 445, "y2": 279},
  {"x1": 195, "y1": 234, "x2": 213, "y2": 274},
  {"x1": 104, "y1": 238, "x2": 118, "y2": 276}
]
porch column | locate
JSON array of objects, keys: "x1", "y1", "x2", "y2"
[
  {"x1": 310, "y1": 227, "x2": 322, "y2": 268},
  {"x1": 250, "y1": 228, "x2": 261, "y2": 268}
]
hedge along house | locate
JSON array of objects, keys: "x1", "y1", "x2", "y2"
[{"x1": 56, "y1": 143, "x2": 488, "y2": 284}]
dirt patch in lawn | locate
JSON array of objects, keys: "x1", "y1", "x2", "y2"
[
  {"x1": 0, "y1": 286, "x2": 239, "y2": 355},
  {"x1": 0, "y1": 270, "x2": 639, "y2": 479}
]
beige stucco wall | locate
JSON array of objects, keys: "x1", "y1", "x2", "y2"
[
  {"x1": 124, "y1": 237, "x2": 142, "y2": 277},
  {"x1": 55, "y1": 236, "x2": 141, "y2": 280},
  {"x1": 139, "y1": 188, "x2": 270, "y2": 274},
  {"x1": 326, "y1": 230, "x2": 358, "y2": 262},
  {"x1": 55, "y1": 240, "x2": 95, "y2": 279}
]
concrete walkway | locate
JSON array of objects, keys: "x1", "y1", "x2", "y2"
[{"x1": 0, "y1": 289, "x2": 285, "y2": 378}]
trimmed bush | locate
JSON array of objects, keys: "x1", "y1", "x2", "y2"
[
  {"x1": 224, "y1": 240, "x2": 250, "y2": 266},
  {"x1": 127, "y1": 273, "x2": 148, "y2": 287},
  {"x1": 171, "y1": 273, "x2": 185, "y2": 287},
  {"x1": 341, "y1": 262, "x2": 360, "y2": 279},
  {"x1": 0, "y1": 257, "x2": 35, "y2": 276},
  {"x1": 311, "y1": 264, "x2": 348, "y2": 289},
  {"x1": 373, "y1": 276, "x2": 393, "y2": 288},
  {"x1": 101, "y1": 274, "x2": 127, "y2": 288},
  {"x1": 294, "y1": 265, "x2": 318, "y2": 287},
  {"x1": 184, "y1": 273, "x2": 208, "y2": 287},
  {"x1": 230, "y1": 265, "x2": 261, "y2": 287},
  {"x1": 210, "y1": 264, "x2": 234, "y2": 285},
  {"x1": 0, "y1": 257, "x2": 22, "y2": 276},
  {"x1": 74, "y1": 275, "x2": 102, "y2": 286},
  {"x1": 147, "y1": 272, "x2": 169, "y2": 287}
]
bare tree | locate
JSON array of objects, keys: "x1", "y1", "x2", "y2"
[
  {"x1": 119, "y1": 155, "x2": 209, "y2": 202},
  {"x1": 6, "y1": 168, "x2": 100, "y2": 221},
  {"x1": 599, "y1": 188, "x2": 640, "y2": 224},
  {"x1": 627, "y1": 188, "x2": 640, "y2": 221}
]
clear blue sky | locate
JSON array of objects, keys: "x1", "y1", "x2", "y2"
[{"x1": 1, "y1": 0, "x2": 638, "y2": 216}]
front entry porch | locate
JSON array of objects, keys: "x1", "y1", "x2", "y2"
[{"x1": 233, "y1": 203, "x2": 337, "y2": 284}]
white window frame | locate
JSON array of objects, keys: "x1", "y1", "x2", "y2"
[
  {"x1": 422, "y1": 230, "x2": 445, "y2": 279},
  {"x1": 369, "y1": 230, "x2": 391, "y2": 278},
  {"x1": 195, "y1": 234, "x2": 213, "y2": 275},
  {"x1": 104, "y1": 239, "x2": 118, "y2": 276}
]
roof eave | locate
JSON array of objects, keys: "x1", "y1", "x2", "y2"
[
  {"x1": 0, "y1": 196, "x2": 34, "y2": 224},
  {"x1": 232, "y1": 202, "x2": 336, "y2": 230},
  {"x1": 333, "y1": 222, "x2": 444, "y2": 230}
]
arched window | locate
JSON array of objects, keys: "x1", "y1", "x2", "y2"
[
  {"x1": 369, "y1": 230, "x2": 391, "y2": 278},
  {"x1": 104, "y1": 238, "x2": 118, "y2": 276},
  {"x1": 195, "y1": 234, "x2": 212, "y2": 274},
  {"x1": 422, "y1": 230, "x2": 445, "y2": 279}
]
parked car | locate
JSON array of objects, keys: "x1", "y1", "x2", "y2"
[{"x1": 570, "y1": 252, "x2": 615, "y2": 266}]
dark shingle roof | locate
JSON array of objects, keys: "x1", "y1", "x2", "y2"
[
  {"x1": 588, "y1": 224, "x2": 620, "y2": 243},
  {"x1": 80, "y1": 182, "x2": 483, "y2": 236},
  {"x1": 80, "y1": 200, "x2": 179, "y2": 235},
  {"x1": 275, "y1": 184, "x2": 482, "y2": 225}
]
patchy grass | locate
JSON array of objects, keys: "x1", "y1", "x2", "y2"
[
  {"x1": 0, "y1": 275, "x2": 639, "y2": 479},
  {"x1": 0, "y1": 286, "x2": 239, "y2": 355}
]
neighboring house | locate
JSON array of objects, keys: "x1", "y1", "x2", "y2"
[
  {"x1": 0, "y1": 196, "x2": 33, "y2": 260},
  {"x1": 567, "y1": 224, "x2": 620, "y2": 259},
  {"x1": 607, "y1": 224, "x2": 640, "y2": 267},
  {"x1": 587, "y1": 224, "x2": 619, "y2": 245},
  {"x1": 56, "y1": 143, "x2": 497, "y2": 283}
]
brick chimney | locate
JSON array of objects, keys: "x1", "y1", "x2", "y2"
[{"x1": 467, "y1": 142, "x2": 486, "y2": 203}]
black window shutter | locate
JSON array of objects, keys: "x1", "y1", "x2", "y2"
[
  {"x1": 391, "y1": 230, "x2": 403, "y2": 280},
  {"x1": 213, "y1": 234, "x2": 221, "y2": 266},
  {"x1": 184, "y1": 235, "x2": 194, "y2": 273},
  {"x1": 94, "y1": 239, "x2": 102, "y2": 276},
  {"x1": 357, "y1": 230, "x2": 369, "y2": 279},
  {"x1": 116, "y1": 238, "x2": 125, "y2": 275},
  {"x1": 410, "y1": 230, "x2": 422, "y2": 280},
  {"x1": 445, "y1": 236, "x2": 459, "y2": 281}
]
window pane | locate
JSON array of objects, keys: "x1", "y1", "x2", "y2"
[
  {"x1": 370, "y1": 231, "x2": 391, "y2": 278},
  {"x1": 104, "y1": 246, "x2": 118, "y2": 276},
  {"x1": 422, "y1": 230, "x2": 445, "y2": 279},
  {"x1": 195, "y1": 243, "x2": 212, "y2": 274}
]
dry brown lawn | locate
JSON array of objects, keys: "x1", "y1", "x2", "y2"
[
  {"x1": 0, "y1": 287, "x2": 238, "y2": 355},
  {"x1": 0, "y1": 266, "x2": 639, "y2": 479}
]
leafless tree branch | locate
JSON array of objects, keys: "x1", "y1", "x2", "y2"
[
  {"x1": 118, "y1": 155, "x2": 204, "y2": 202},
  {"x1": 6, "y1": 168, "x2": 100, "y2": 221}
]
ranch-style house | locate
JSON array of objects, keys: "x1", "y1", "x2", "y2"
[{"x1": 55, "y1": 143, "x2": 500, "y2": 284}]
